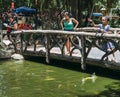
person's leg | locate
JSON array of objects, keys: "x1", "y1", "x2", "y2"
[
  {"x1": 109, "y1": 42, "x2": 116, "y2": 61},
  {"x1": 68, "y1": 38, "x2": 71, "y2": 53},
  {"x1": 66, "y1": 39, "x2": 70, "y2": 54},
  {"x1": 7, "y1": 33, "x2": 11, "y2": 41},
  {"x1": 111, "y1": 49, "x2": 116, "y2": 62},
  {"x1": 2, "y1": 34, "x2": 6, "y2": 39},
  {"x1": 106, "y1": 42, "x2": 116, "y2": 61}
]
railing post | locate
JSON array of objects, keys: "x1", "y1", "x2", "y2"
[
  {"x1": 46, "y1": 34, "x2": 50, "y2": 63},
  {"x1": 81, "y1": 35, "x2": 86, "y2": 70},
  {"x1": 20, "y1": 31, "x2": 24, "y2": 53}
]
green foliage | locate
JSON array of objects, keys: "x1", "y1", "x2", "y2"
[
  {"x1": 0, "y1": 0, "x2": 34, "y2": 11},
  {"x1": 0, "y1": 0, "x2": 119, "y2": 12},
  {"x1": 110, "y1": 8, "x2": 120, "y2": 28},
  {"x1": 0, "y1": 0, "x2": 119, "y2": 28}
]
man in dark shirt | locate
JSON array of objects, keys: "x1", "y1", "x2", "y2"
[
  {"x1": 6, "y1": 15, "x2": 18, "y2": 52},
  {"x1": 7, "y1": 15, "x2": 17, "y2": 33}
]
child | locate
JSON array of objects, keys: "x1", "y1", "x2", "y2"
[{"x1": 88, "y1": 17, "x2": 116, "y2": 61}]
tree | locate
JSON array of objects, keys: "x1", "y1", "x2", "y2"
[{"x1": 0, "y1": 0, "x2": 120, "y2": 28}]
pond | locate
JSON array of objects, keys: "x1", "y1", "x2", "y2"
[{"x1": 0, "y1": 58, "x2": 119, "y2": 97}]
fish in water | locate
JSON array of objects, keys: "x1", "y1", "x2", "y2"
[
  {"x1": 11, "y1": 53, "x2": 24, "y2": 60},
  {"x1": 82, "y1": 73, "x2": 97, "y2": 85}
]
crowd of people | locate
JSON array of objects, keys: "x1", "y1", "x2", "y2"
[
  {"x1": 0, "y1": 8, "x2": 119, "y2": 61},
  {"x1": 60, "y1": 10, "x2": 118, "y2": 61},
  {"x1": 0, "y1": 8, "x2": 35, "y2": 52}
]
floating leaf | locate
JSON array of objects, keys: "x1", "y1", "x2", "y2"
[
  {"x1": 45, "y1": 76, "x2": 55, "y2": 81},
  {"x1": 46, "y1": 70, "x2": 54, "y2": 73},
  {"x1": 10, "y1": 87, "x2": 21, "y2": 90},
  {"x1": 58, "y1": 84, "x2": 62, "y2": 89}
]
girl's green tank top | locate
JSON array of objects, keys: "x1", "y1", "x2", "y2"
[{"x1": 64, "y1": 18, "x2": 74, "y2": 31}]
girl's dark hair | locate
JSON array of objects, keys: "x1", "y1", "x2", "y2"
[
  {"x1": 64, "y1": 11, "x2": 72, "y2": 17},
  {"x1": 102, "y1": 16, "x2": 110, "y2": 21}
]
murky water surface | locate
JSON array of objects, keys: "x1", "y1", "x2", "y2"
[{"x1": 0, "y1": 59, "x2": 119, "y2": 97}]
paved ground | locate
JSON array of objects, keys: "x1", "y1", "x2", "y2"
[{"x1": 3, "y1": 39, "x2": 120, "y2": 63}]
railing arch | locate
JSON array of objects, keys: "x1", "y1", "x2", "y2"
[{"x1": 7, "y1": 27, "x2": 120, "y2": 70}]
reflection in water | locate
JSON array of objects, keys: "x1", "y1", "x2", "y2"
[
  {"x1": 0, "y1": 69, "x2": 7, "y2": 97},
  {"x1": 0, "y1": 59, "x2": 119, "y2": 97},
  {"x1": 81, "y1": 73, "x2": 97, "y2": 85},
  {"x1": 0, "y1": 60, "x2": 24, "y2": 97},
  {"x1": 13, "y1": 60, "x2": 24, "y2": 64}
]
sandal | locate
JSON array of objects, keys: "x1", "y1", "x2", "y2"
[
  {"x1": 111, "y1": 58, "x2": 116, "y2": 62},
  {"x1": 65, "y1": 51, "x2": 70, "y2": 55}
]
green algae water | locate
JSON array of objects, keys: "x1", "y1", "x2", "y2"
[{"x1": 0, "y1": 58, "x2": 119, "y2": 97}]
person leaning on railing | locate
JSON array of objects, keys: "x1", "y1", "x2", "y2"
[
  {"x1": 60, "y1": 11, "x2": 79, "y2": 55},
  {"x1": 88, "y1": 17, "x2": 116, "y2": 62},
  {"x1": 5, "y1": 15, "x2": 18, "y2": 52},
  {"x1": 4, "y1": 15, "x2": 18, "y2": 40}
]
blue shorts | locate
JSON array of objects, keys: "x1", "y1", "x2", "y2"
[{"x1": 102, "y1": 42, "x2": 115, "y2": 50}]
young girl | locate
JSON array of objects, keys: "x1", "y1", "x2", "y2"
[
  {"x1": 61, "y1": 12, "x2": 79, "y2": 54},
  {"x1": 89, "y1": 17, "x2": 116, "y2": 61}
]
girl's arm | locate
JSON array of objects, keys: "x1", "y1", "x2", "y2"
[
  {"x1": 104, "y1": 25, "x2": 112, "y2": 34},
  {"x1": 13, "y1": 23, "x2": 18, "y2": 30},
  {"x1": 60, "y1": 18, "x2": 64, "y2": 30},
  {"x1": 72, "y1": 18, "x2": 79, "y2": 30},
  {"x1": 105, "y1": 30, "x2": 112, "y2": 34},
  {"x1": 88, "y1": 18, "x2": 99, "y2": 27}
]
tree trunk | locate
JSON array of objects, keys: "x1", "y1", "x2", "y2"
[
  {"x1": 70, "y1": 0, "x2": 77, "y2": 19},
  {"x1": 78, "y1": 0, "x2": 82, "y2": 24},
  {"x1": 56, "y1": 0, "x2": 60, "y2": 8}
]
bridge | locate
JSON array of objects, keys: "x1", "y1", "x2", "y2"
[{"x1": 1, "y1": 27, "x2": 120, "y2": 70}]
